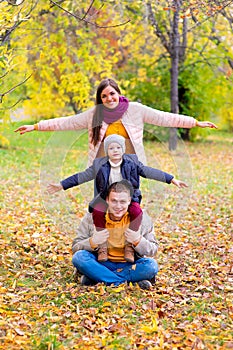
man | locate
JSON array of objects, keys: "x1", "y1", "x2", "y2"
[{"x1": 72, "y1": 180, "x2": 159, "y2": 290}]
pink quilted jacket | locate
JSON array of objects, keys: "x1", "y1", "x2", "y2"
[{"x1": 37, "y1": 102, "x2": 196, "y2": 165}]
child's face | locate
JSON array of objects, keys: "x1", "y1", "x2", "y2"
[{"x1": 107, "y1": 142, "x2": 123, "y2": 163}]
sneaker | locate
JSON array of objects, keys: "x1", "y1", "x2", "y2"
[
  {"x1": 124, "y1": 244, "x2": 135, "y2": 263},
  {"x1": 150, "y1": 276, "x2": 156, "y2": 285},
  {"x1": 80, "y1": 275, "x2": 96, "y2": 286},
  {"x1": 137, "y1": 280, "x2": 152, "y2": 290}
]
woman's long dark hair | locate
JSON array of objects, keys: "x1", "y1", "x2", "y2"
[{"x1": 91, "y1": 78, "x2": 121, "y2": 146}]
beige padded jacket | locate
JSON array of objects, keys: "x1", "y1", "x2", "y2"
[
  {"x1": 72, "y1": 210, "x2": 158, "y2": 258},
  {"x1": 37, "y1": 102, "x2": 196, "y2": 165}
]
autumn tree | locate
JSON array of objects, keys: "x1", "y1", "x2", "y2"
[
  {"x1": 0, "y1": 1, "x2": 38, "y2": 146},
  {"x1": 0, "y1": 0, "x2": 130, "y2": 146},
  {"x1": 5, "y1": 1, "x2": 130, "y2": 120},
  {"x1": 2, "y1": 0, "x2": 232, "y2": 146},
  {"x1": 145, "y1": 0, "x2": 233, "y2": 149},
  {"x1": 208, "y1": 2, "x2": 233, "y2": 130}
]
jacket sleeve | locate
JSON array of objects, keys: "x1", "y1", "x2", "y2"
[
  {"x1": 126, "y1": 155, "x2": 174, "y2": 184},
  {"x1": 134, "y1": 211, "x2": 158, "y2": 257},
  {"x1": 138, "y1": 163, "x2": 174, "y2": 184},
  {"x1": 72, "y1": 213, "x2": 96, "y2": 253},
  {"x1": 37, "y1": 107, "x2": 95, "y2": 131},
  {"x1": 138, "y1": 103, "x2": 196, "y2": 128},
  {"x1": 61, "y1": 165, "x2": 95, "y2": 190}
]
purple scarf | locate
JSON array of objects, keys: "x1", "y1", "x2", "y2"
[{"x1": 103, "y1": 96, "x2": 129, "y2": 124}]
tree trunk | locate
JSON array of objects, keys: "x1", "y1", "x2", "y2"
[
  {"x1": 179, "y1": 84, "x2": 190, "y2": 141},
  {"x1": 169, "y1": 1, "x2": 180, "y2": 151}
]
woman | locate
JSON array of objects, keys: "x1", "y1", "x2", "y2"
[{"x1": 15, "y1": 78, "x2": 217, "y2": 165}]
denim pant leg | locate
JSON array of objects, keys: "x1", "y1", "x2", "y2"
[
  {"x1": 72, "y1": 250, "x2": 126, "y2": 286},
  {"x1": 72, "y1": 251, "x2": 158, "y2": 286},
  {"x1": 103, "y1": 258, "x2": 159, "y2": 283}
]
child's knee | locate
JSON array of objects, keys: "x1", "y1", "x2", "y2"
[{"x1": 129, "y1": 203, "x2": 142, "y2": 218}]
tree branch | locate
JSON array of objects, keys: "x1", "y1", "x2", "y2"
[
  {"x1": 147, "y1": 53, "x2": 170, "y2": 68},
  {"x1": 179, "y1": 17, "x2": 187, "y2": 64},
  {"x1": 179, "y1": 52, "x2": 228, "y2": 73},
  {"x1": 1, "y1": 0, "x2": 40, "y2": 43},
  {"x1": 49, "y1": 0, "x2": 130, "y2": 28},
  {"x1": 146, "y1": 1, "x2": 171, "y2": 54},
  {"x1": 82, "y1": 0, "x2": 95, "y2": 20},
  {"x1": 0, "y1": 74, "x2": 32, "y2": 103},
  {"x1": 188, "y1": 0, "x2": 233, "y2": 32},
  {"x1": 218, "y1": 1, "x2": 233, "y2": 31},
  {"x1": 0, "y1": 97, "x2": 24, "y2": 110},
  {"x1": 81, "y1": 1, "x2": 105, "y2": 21},
  {"x1": 0, "y1": 70, "x2": 10, "y2": 80}
]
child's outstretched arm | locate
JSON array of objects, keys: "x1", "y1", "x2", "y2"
[
  {"x1": 47, "y1": 163, "x2": 96, "y2": 194},
  {"x1": 47, "y1": 183, "x2": 63, "y2": 194},
  {"x1": 133, "y1": 155, "x2": 188, "y2": 187},
  {"x1": 171, "y1": 178, "x2": 188, "y2": 188}
]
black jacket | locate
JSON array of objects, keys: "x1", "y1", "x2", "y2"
[{"x1": 61, "y1": 154, "x2": 173, "y2": 209}]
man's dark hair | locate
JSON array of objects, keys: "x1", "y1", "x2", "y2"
[{"x1": 106, "y1": 180, "x2": 134, "y2": 198}]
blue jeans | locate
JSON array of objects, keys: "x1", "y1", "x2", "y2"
[{"x1": 72, "y1": 250, "x2": 159, "y2": 286}]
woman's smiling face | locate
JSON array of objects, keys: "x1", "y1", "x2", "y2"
[{"x1": 100, "y1": 85, "x2": 120, "y2": 109}]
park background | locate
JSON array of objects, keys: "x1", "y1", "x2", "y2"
[{"x1": 0, "y1": 1, "x2": 232, "y2": 349}]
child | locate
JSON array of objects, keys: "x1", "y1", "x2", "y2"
[{"x1": 47, "y1": 134, "x2": 188, "y2": 263}]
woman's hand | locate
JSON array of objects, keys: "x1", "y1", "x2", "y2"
[
  {"x1": 196, "y1": 121, "x2": 218, "y2": 129},
  {"x1": 14, "y1": 125, "x2": 35, "y2": 134},
  {"x1": 47, "y1": 183, "x2": 63, "y2": 194},
  {"x1": 171, "y1": 179, "x2": 188, "y2": 188}
]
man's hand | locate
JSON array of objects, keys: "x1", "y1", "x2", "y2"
[
  {"x1": 91, "y1": 229, "x2": 109, "y2": 246},
  {"x1": 14, "y1": 125, "x2": 35, "y2": 134},
  {"x1": 171, "y1": 178, "x2": 188, "y2": 188},
  {"x1": 125, "y1": 228, "x2": 141, "y2": 244},
  {"x1": 47, "y1": 183, "x2": 63, "y2": 194}
]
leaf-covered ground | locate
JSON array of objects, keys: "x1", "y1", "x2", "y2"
[{"x1": 0, "y1": 125, "x2": 232, "y2": 349}]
